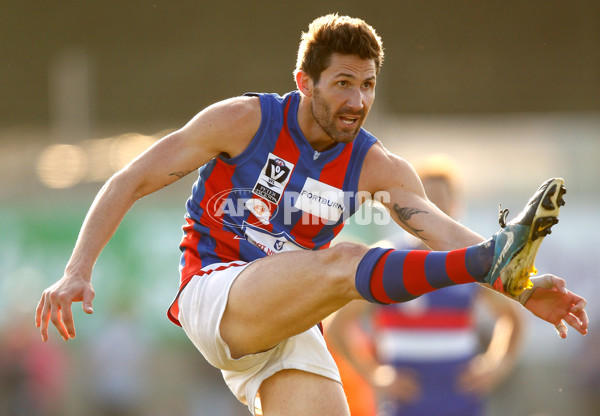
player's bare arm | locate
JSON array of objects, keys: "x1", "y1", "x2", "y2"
[
  {"x1": 35, "y1": 96, "x2": 262, "y2": 342},
  {"x1": 359, "y1": 141, "x2": 484, "y2": 250}
]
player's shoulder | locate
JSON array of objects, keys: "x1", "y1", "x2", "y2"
[
  {"x1": 178, "y1": 95, "x2": 262, "y2": 158},
  {"x1": 359, "y1": 140, "x2": 419, "y2": 193},
  {"x1": 363, "y1": 140, "x2": 415, "y2": 176},
  {"x1": 209, "y1": 95, "x2": 262, "y2": 125}
]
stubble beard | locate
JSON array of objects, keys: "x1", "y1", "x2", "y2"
[{"x1": 311, "y1": 88, "x2": 364, "y2": 144}]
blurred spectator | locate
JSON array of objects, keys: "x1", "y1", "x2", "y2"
[
  {"x1": 327, "y1": 155, "x2": 525, "y2": 416},
  {"x1": 325, "y1": 315, "x2": 378, "y2": 415},
  {"x1": 576, "y1": 319, "x2": 600, "y2": 416},
  {"x1": 84, "y1": 303, "x2": 149, "y2": 416},
  {"x1": 0, "y1": 314, "x2": 67, "y2": 416}
]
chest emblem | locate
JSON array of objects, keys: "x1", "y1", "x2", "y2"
[{"x1": 252, "y1": 153, "x2": 295, "y2": 204}]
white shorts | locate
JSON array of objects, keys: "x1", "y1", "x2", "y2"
[{"x1": 177, "y1": 261, "x2": 341, "y2": 415}]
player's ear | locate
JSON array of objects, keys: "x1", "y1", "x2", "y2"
[{"x1": 295, "y1": 70, "x2": 313, "y2": 97}]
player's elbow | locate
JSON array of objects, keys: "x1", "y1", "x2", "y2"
[{"x1": 105, "y1": 167, "x2": 147, "y2": 203}]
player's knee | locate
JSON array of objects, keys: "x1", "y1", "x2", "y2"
[
  {"x1": 329, "y1": 241, "x2": 369, "y2": 257},
  {"x1": 324, "y1": 242, "x2": 369, "y2": 279}
]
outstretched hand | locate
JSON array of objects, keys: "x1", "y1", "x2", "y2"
[
  {"x1": 523, "y1": 274, "x2": 588, "y2": 338},
  {"x1": 35, "y1": 275, "x2": 95, "y2": 342}
]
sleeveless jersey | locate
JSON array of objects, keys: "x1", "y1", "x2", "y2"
[{"x1": 168, "y1": 91, "x2": 377, "y2": 326}]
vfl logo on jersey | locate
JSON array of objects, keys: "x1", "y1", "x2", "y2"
[
  {"x1": 252, "y1": 153, "x2": 294, "y2": 204},
  {"x1": 294, "y1": 177, "x2": 345, "y2": 222},
  {"x1": 240, "y1": 221, "x2": 308, "y2": 256}
]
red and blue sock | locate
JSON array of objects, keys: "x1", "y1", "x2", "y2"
[{"x1": 355, "y1": 240, "x2": 494, "y2": 304}]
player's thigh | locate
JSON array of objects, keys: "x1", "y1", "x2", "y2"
[{"x1": 258, "y1": 369, "x2": 350, "y2": 416}]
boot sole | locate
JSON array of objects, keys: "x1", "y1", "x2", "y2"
[{"x1": 501, "y1": 178, "x2": 566, "y2": 296}]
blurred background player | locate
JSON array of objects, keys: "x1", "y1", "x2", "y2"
[{"x1": 327, "y1": 154, "x2": 524, "y2": 416}]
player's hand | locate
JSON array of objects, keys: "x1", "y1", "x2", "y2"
[
  {"x1": 523, "y1": 274, "x2": 588, "y2": 339},
  {"x1": 35, "y1": 275, "x2": 95, "y2": 342}
]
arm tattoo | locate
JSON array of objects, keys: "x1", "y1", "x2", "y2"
[
  {"x1": 393, "y1": 204, "x2": 429, "y2": 241},
  {"x1": 169, "y1": 170, "x2": 191, "y2": 179}
]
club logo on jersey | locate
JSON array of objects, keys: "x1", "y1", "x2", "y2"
[
  {"x1": 206, "y1": 188, "x2": 279, "y2": 228},
  {"x1": 252, "y1": 153, "x2": 294, "y2": 204},
  {"x1": 294, "y1": 177, "x2": 345, "y2": 222},
  {"x1": 244, "y1": 197, "x2": 272, "y2": 225}
]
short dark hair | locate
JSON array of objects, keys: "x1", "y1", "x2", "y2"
[{"x1": 295, "y1": 14, "x2": 384, "y2": 84}]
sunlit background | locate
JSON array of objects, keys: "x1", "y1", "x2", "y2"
[{"x1": 1, "y1": 1, "x2": 599, "y2": 415}]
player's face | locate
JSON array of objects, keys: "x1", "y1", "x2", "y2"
[{"x1": 311, "y1": 53, "x2": 377, "y2": 144}]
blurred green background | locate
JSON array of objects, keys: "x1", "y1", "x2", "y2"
[{"x1": 1, "y1": 1, "x2": 599, "y2": 415}]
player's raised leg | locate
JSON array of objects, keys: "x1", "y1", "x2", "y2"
[
  {"x1": 220, "y1": 242, "x2": 369, "y2": 359},
  {"x1": 220, "y1": 238, "x2": 493, "y2": 359}
]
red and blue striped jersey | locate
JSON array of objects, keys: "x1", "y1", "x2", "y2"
[
  {"x1": 371, "y1": 284, "x2": 483, "y2": 416},
  {"x1": 372, "y1": 284, "x2": 479, "y2": 362},
  {"x1": 168, "y1": 91, "x2": 377, "y2": 325}
]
